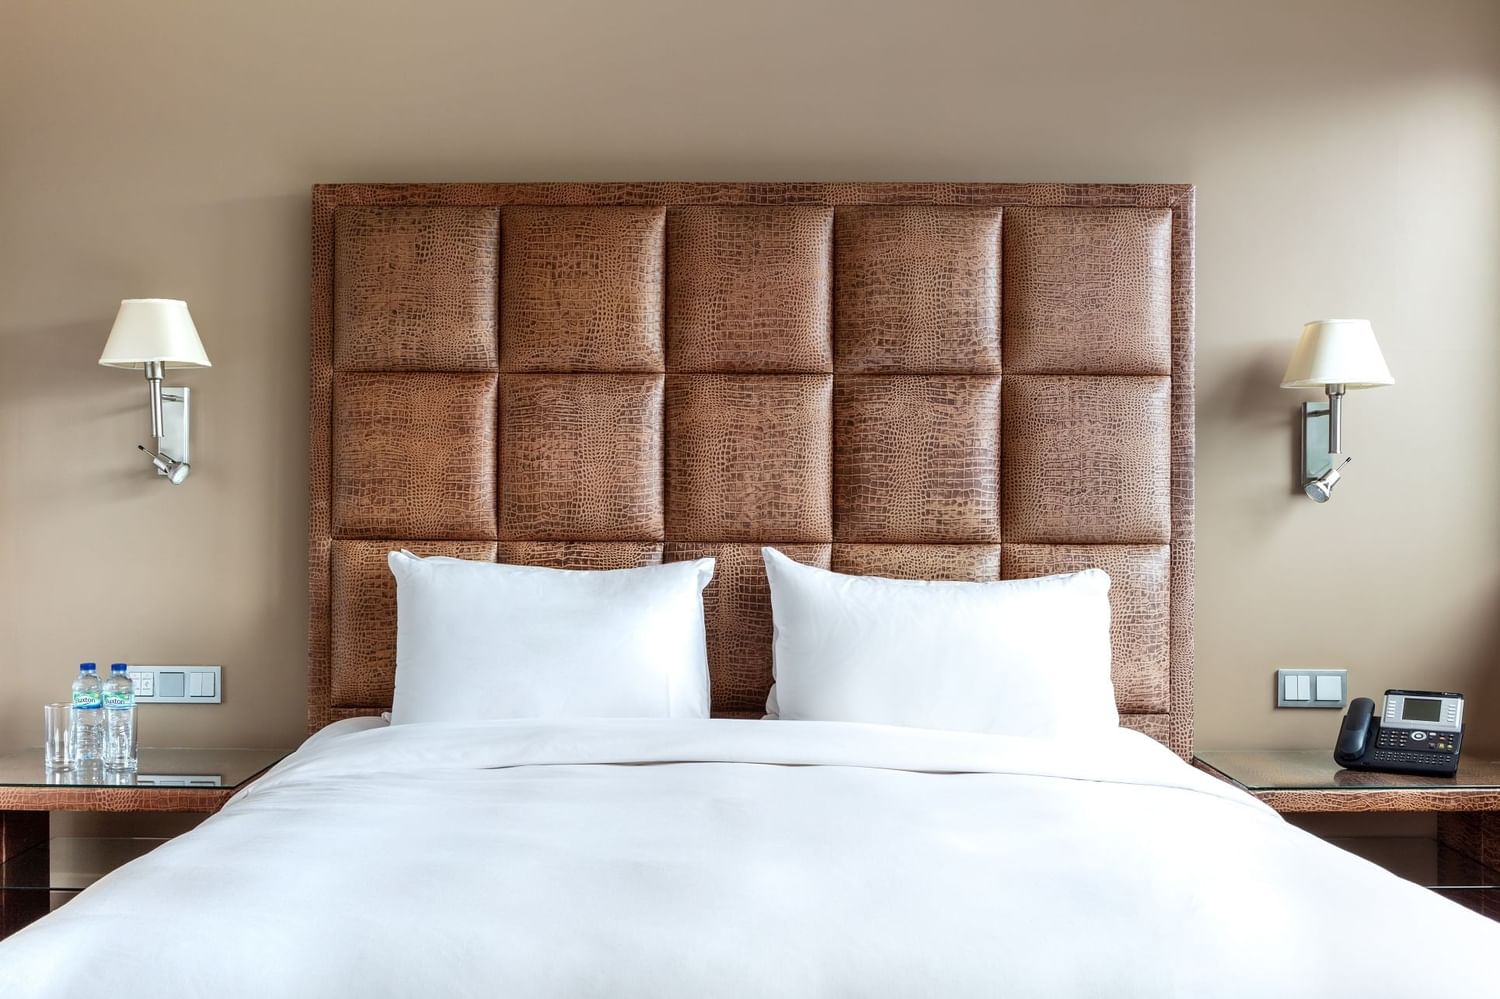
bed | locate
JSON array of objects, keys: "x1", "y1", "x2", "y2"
[{"x1": 2, "y1": 182, "x2": 1495, "y2": 996}]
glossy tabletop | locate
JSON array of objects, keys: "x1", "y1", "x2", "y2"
[
  {"x1": 0, "y1": 748, "x2": 289, "y2": 790},
  {"x1": 1195, "y1": 750, "x2": 1500, "y2": 813},
  {"x1": 1194, "y1": 750, "x2": 1500, "y2": 791}
]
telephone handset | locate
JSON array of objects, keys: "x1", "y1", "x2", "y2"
[{"x1": 1334, "y1": 689, "x2": 1464, "y2": 776}]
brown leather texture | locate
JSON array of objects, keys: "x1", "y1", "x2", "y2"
[
  {"x1": 1001, "y1": 375, "x2": 1172, "y2": 544},
  {"x1": 497, "y1": 542, "x2": 664, "y2": 571},
  {"x1": 331, "y1": 372, "x2": 498, "y2": 539},
  {"x1": 310, "y1": 183, "x2": 1196, "y2": 757},
  {"x1": 499, "y1": 374, "x2": 665, "y2": 540},
  {"x1": 833, "y1": 374, "x2": 1002, "y2": 543},
  {"x1": 834, "y1": 207, "x2": 1003, "y2": 374},
  {"x1": 665, "y1": 374, "x2": 833, "y2": 542},
  {"x1": 499, "y1": 207, "x2": 666, "y2": 372},
  {"x1": 832, "y1": 544, "x2": 1002, "y2": 582},
  {"x1": 1003, "y1": 208, "x2": 1172, "y2": 375},
  {"x1": 334, "y1": 207, "x2": 501, "y2": 371},
  {"x1": 666, "y1": 206, "x2": 833, "y2": 372},
  {"x1": 0, "y1": 788, "x2": 235, "y2": 814}
]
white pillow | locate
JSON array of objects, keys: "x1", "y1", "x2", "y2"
[
  {"x1": 762, "y1": 547, "x2": 1116, "y2": 737},
  {"x1": 388, "y1": 551, "x2": 715, "y2": 724}
]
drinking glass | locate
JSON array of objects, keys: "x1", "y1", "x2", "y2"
[{"x1": 44, "y1": 703, "x2": 72, "y2": 769}]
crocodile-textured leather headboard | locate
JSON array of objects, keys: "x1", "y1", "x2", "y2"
[{"x1": 309, "y1": 183, "x2": 1195, "y2": 756}]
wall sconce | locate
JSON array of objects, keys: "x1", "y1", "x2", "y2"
[
  {"x1": 98, "y1": 299, "x2": 211, "y2": 484},
  {"x1": 1280, "y1": 319, "x2": 1393, "y2": 502}
]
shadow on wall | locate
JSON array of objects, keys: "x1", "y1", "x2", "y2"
[
  {"x1": 0, "y1": 318, "x2": 156, "y2": 506},
  {"x1": 1197, "y1": 339, "x2": 1301, "y2": 528},
  {"x1": 1199, "y1": 340, "x2": 1289, "y2": 433}
]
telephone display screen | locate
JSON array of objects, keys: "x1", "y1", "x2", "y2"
[{"x1": 1401, "y1": 698, "x2": 1443, "y2": 723}]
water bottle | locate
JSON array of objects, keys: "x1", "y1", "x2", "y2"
[
  {"x1": 103, "y1": 663, "x2": 137, "y2": 772},
  {"x1": 70, "y1": 663, "x2": 104, "y2": 765}
]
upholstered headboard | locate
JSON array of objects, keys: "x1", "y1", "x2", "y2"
[{"x1": 309, "y1": 183, "x2": 1195, "y2": 756}]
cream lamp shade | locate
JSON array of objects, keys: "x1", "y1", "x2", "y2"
[
  {"x1": 1280, "y1": 319, "x2": 1392, "y2": 389},
  {"x1": 98, "y1": 299, "x2": 211, "y2": 369}
]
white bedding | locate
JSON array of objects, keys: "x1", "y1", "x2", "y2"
[{"x1": 2, "y1": 718, "x2": 1496, "y2": 997}]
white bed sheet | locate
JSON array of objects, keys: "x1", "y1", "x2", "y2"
[{"x1": 1, "y1": 718, "x2": 1495, "y2": 997}]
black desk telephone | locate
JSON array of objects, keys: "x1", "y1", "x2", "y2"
[{"x1": 1334, "y1": 689, "x2": 1464, "y2": 776}]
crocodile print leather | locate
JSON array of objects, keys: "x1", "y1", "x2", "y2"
[
  {"x1": 1003, "y1": 544, "x2": 1170, "y2": 714},
  {"x1": 666, "y1": 207, "x2": 833, "y2": 372},
  {"x1": 334, "y1": 207, "x2": 501, "y2": 371},
  {"x1": 1001, "y1": 374, "x2": 1171, "y2": 544},
  {"x1": 665, "y1": 374, "x2": 833, "y2": 542},
  {"x1": 330, "y1": 539, "x2": 497, "y2": 706},
  {"x1": 500, "y1": 207, "x2": 666, "y2": 372},
  {"x1": 834, "y1": 375, "x2": 1001, "y2": 542},
  {"x1": 1003, "y1": 208, "x2": 1172, "y2": 375},
  {"x1": 0, "y1": 789, "x2": 236, "y2": 815},
  {"x1": 331, "y1": 372, "x2": 498, "y2": 539},
  {"x1": 499, "y1": 374, "x2": 665, "y2": 540},
  {"x1": 1120, "y1": 714, "x2": 1172, "y2": 746},
  {"x1": 834, "y1": 207, "x2": 1001, "y2": 373},
  {"x1": 663, "y1": 542, "x2": 831, "y2": 713},
  {"x1": 831, "y1": 544, "x2": 1001, "y2": 581},
  {"x1": 498, "y1": 542, "x2": 664, "y2": 570},
  {"x1": 309, "y1": 183, "x2": 1196, "y2": 756}
]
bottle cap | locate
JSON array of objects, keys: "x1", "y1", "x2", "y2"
[
  {"x1": 110, "y1": 663, "x2": 128, "y2": 672},
  {"x1": 80, "y1": 662, "x2": 97, "y2": 672}
]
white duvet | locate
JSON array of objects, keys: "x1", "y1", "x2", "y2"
[{"x1": 2, "y1": 718, "x2": 1496, "y2": 997}]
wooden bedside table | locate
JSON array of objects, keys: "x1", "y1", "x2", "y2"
[
  {"x1": 0, "y1": 746, "x2": 290, "y2": 938},
  {"x1": 1195, "y1": 750, "x2": 1500, "y2": 917}
]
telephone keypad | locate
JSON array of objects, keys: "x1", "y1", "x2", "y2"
[
  {"x1": 1375, "y1": 729, "x2": 1457, "y2": 754},
  {"x1": 1373, "y1": 750, "x2": 1436, "y2": 764}
]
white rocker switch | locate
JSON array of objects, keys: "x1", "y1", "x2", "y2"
[
  {"x1": 159, "y1": 671, "x2": 187, "y2": 699},
  {"x1": 1276, "y1": 668, "x2": 1349, "y2": 709}
]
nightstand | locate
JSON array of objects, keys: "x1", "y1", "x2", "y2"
[
  {"x1": 1194, "y1": 750, "x2": 1500, "y2": 918},
  {"x1": 0, "y1": 747, "x2": 290, "y2": 938}
]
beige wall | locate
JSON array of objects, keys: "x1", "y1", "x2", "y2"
[{"x1": 2, "y1": 0, "x2": 1498, "y2": 765}]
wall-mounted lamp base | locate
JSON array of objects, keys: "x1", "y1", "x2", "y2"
[
  {"x1": 155, "y1": 386, "x2": 190, "y2": 474},
  {"x1": 1300, "y1": 400, "x2": 1332, "y2": 483}
]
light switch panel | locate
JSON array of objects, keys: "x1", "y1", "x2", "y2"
[
  {"x1": 1275, "y1": 668, "x2": 1349, "y2": 709},
  {"x1": 120, "y1": 665, "x2": 222, "y2": 705}
]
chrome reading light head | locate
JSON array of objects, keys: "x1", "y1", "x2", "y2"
[
  {"x1": 1304, "y1": 456, "x2": 1351, "y2": 503},
  {"x1": 138, "y1": 445, "x2": 191, "y2": 485}
]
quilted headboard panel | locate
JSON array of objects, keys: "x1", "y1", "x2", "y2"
[{"x1": 309, "y1": 183, "x2": 1195, "y2": 756}]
